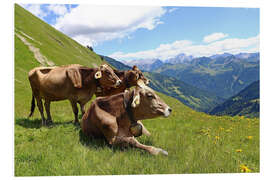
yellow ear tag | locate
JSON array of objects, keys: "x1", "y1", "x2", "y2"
[
  {"x1": 95, "y1": 71, "x2": 102, "y2": 79},
  {"x1": 135, "y1": 98, "x2": 140, "y2": 105}
]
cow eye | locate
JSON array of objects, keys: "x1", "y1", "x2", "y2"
[{"x1": 147, "y1": 93, "x2": 154, "y2": 98}]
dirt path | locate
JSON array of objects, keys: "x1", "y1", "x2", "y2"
[{"x1": 15, "y1": 32, "x2": 54, "y2": 66}]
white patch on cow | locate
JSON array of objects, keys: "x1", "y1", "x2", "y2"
[
  {"x1": 163, "y1": 107, "x2": 171, "y2": 117},
  {"x1": 131, "y1": 94, "x2": 140, "y2": 108}
]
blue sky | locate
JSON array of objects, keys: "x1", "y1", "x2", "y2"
[
  {"x1": 97, "y1": 7, "x2": 259, "y2": 54},
  {"x1": 22, "y1": 4, "x2": 259, "y2": 61}
]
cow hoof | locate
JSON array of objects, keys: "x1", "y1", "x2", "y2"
[
  {"x1": 152, "y1": 148, "x2": 168, "y2": 156},
  {"x1": 46, "y1": 122, "x2": 53, "y2": 128},
  {"x1": 42, "y1": 120, "x2": 47, "y2": 126},
  {"x1": 159, "y1": 149, "x2": 168, "y2": 156},
  {"x1": 74, "y1": 121, "x2": 80, "y2": 126},
  {"x1": 47, "y1": 119, "x2": 53, "y2": 124}
]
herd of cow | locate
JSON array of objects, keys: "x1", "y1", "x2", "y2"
[{"x1": 27, "y1": 64, "x2": 172, "y2": 155}]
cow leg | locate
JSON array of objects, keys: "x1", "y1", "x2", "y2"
[
  {"x1": 137, "y1": 121, "x2": 151, "y2": 136},
  {"x1": 44, "y1": 100, "x2": 52, "y2": 124},
  {"x1": 36, "y1": 97, "x2": 46, "y2": 126},
  {"x1": 93, "y1": 107, "x2": 166, "y2": 156},
  {"x1": 70, "y1": 100, "x2": 79, "y2": 124},
  {"x1": 79, "y1": 102, "x2": 85, "y2": 116},
  {"x1": 110, "y1": 136, "x2": 168, "y2": 156}
]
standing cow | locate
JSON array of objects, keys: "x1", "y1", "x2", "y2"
[
  {"x1": 81, "y1": 81, "x2": 172, "y2": 155},
  {"x1": 28, "y1": 64, "x2": 121, "y2": 126}
]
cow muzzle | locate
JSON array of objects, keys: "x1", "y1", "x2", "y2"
[
  {"x1": 115, "y1": 79, "x2": 122, "y2": 87},
  {"x1": 163, "y1": 107, "x2": 172, "y2": 117}
]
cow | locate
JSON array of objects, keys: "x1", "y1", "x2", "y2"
[
  {"x1": 28, "y1": 64, "x2": 122, "y2": 126},
  {"x1": 95, "y1": 65, "x2": 149, "y2": 97},
  {"x1": 81, "y1": 80, "x2": 172, "y2": 155},
  {"x1": 95, "y1": 65, "x2": 151, "y2": 136}
]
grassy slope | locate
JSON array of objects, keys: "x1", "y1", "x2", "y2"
[{"x1": 14, "y1": 4, "x2": 259, "y2": 176}]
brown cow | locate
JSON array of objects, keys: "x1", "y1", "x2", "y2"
[
  {"x1": 81, "y1": 81, "x2": 172, "y2": 155},
  {"x1": 95, "y1": 65, "x2": 149, "y2": 97},
  {"x1": 28, "y1": 64, "x2": 121, "y2": 126},
  {"x1": 95, "y1": 65, "x2": 151, "y2": 136}
]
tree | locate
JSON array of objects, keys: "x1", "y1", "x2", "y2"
[{"x1": 86, "y1": 45, "x2": 93, "y2": 51}]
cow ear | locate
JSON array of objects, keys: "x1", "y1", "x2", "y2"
[
  {"x1": 131, "y1": 93, "x2": 140, "y2": 108},
  {"x1": 137, "y1": 79, "x2": 146, "y2": 88},
  {"x1": 100, "y1": 64, "x2": 108, "y2": 70},
  {"x1": 95, "y1": 71, "x2": 102, "y2": 79},
  {"x1": 67, "y1": 68, "x2": 82, "y2": 88},
  {"x1": 132, "y1": 65, "x2": 139, "y2": 71}
]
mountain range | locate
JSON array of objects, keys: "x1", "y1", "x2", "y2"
[{"x1": 124, "y1": 52, "x2": 259, "y2": 99}]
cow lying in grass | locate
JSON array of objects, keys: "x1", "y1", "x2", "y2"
[
  {"x1": 95, "y1": 65, "x2": 151, "y2": 136},
  {"x1": 28, "y1": 64, "x2": 121, "y2": 126},
  {"x1": 81, "y1": 80, "x2": 172, "y2": 155}
]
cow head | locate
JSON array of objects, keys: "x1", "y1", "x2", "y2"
[
  {"x1": 131, "y1": 81, "x2": 172, "y2": 120},
  {"x1": 132, "y1": 66, "x2": 150, "y2": 85},
  {"x1": 125, "y1": 66, "x2": 150, "y2": 87},
  {"x1": 96, "y1": 64, "x2": 122, "y2": 88}
]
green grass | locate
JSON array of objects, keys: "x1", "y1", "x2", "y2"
[{"x1": 14, "y1": 4, "x2": 259, "y2": 176}]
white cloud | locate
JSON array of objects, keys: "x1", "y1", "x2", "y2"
[
  {"x1": 110, "y1": 34, "x2": 259, "y2": 61},
  {"x1": 47, "y1": 4, "x2": 68, "y2": 16},
  {"x1": 21, "y1": 4, "x2": 47, "y2": 18},
  {"x1": 54, "y1": 5, "x2": 166, "y2": 46},
  {"x1": 168, "y1": 8, "x2": 178, "y2": 13},
  {"x1": 203, "y1": 32, "x2": 229, "y2": 43}
]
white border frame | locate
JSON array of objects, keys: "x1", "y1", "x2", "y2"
[{"x1": 2, "y1": 0, "x2": 269, "y2": 180}]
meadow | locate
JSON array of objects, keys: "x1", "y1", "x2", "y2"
[{"x1": 14, "y1": 4, "x2": 259, "y2": 176}]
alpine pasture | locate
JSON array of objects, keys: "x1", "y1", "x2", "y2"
[{"x1": 14, "y1": 4, "x2": 259, "y2": 176}]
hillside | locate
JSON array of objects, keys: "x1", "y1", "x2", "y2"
[
  {"x1": 14, "y1": 4, "x2": 105, "y2": 117},
  {"x1": 145, "y1": 72, "x2": 224, "y2": 112},
  {"x1": 102, "y1": 55, "x2": 224, "y2": 112},
  {"x1": 100, "y1": 55, "x2": 131, "y2": 70},
  {"x1": 210, "y1": 81, "x2": 259, "y2": 117},
  {"x1": 14, "y1": 4, "x2": 259, "y2": 176},
  {"x1": 153, "y1": 54, "x2": 259, "y2": 99}
]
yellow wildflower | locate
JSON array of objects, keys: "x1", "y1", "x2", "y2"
[
  {"x1": 236, "y1": 149, "x2": 243, "y2": 152},
  {"x1": 240, "y1": 164, "x2": 251, "y2": 172},
  {"x1": 219, "y1": 127, "x2": 224, "y2": 131},
  {"x1": 247, "y1": 136, "x2": 253, "y2": 140},
  {"x1": 215, "y1": 136, "x2": 220, "y2": 140}
]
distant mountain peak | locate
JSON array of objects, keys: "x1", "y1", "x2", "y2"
[
  {"x1": 235, "y1": 52, "x2": 260, "y2": 59},
  {"x1": 123, "y1": 58, "x2": 164, "y2": 71},
  {"x1": 210, "y1": 53, "x2": 233, "y2": 59},
  {"x1": 165, "y1": 53, "x2": 193, "y2": 64}
]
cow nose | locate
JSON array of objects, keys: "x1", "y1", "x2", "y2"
[
  {"x1": 116, "y1": 80, "x2": 122, "y2": 86},
  {"x1": 164, "y1": 107, "x2": 172, "y2": 117}
]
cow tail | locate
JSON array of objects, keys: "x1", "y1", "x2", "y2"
[{"x1": 28, "y1": 94, "x2": 35, "y2": 118}]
